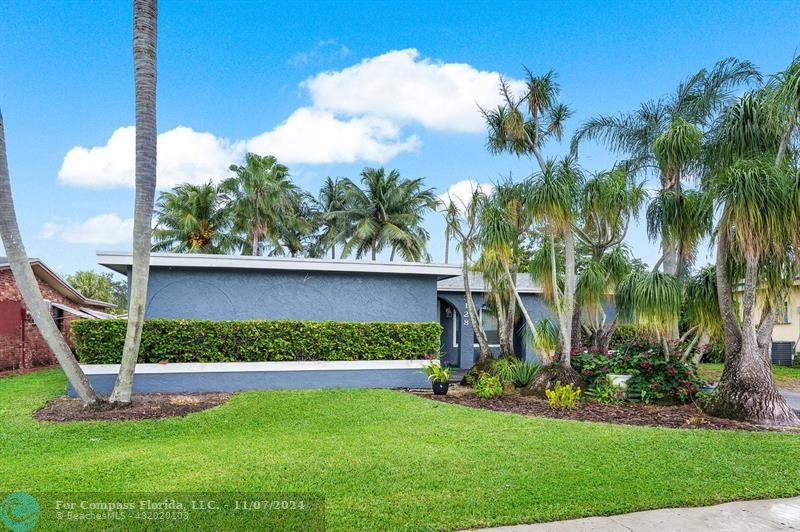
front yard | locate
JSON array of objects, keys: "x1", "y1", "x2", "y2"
[{"x1": 2, "y1": 369, "x2": 800, "y2": 530}]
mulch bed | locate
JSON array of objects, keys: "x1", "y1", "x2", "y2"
[
  {"x1": 411, "y1": 385, "x2": 782, "y2": 432},
  {"x1": 35, "y1": 393, "x2": 230, "y2": 422}
]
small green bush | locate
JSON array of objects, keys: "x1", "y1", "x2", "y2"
[
  {"x1": 585, "y1": 376, "x2": 624, "y2": 404},
  {"x1": 72, "y1": 319, "x2": 442, "y2": 363},
  {"x1": 545, "y1": 381, "x2": 582, "y2": 410},
  {"x1": 475, "y1": 372, "x2": 503, "y2": 400},
  {"x1": 492, "y1": 358, "x2": 540, "y2": 388}
]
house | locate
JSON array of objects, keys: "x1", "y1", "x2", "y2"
[
  {"x1": 436, "y1": 273, "x2": 553, "y2": 367},
  {"x1": 762, "y1": 281, "x2": 800, "y2": 365},
  {"x1": 0, "y1": 257, "x2": 113, "y2": 371},
  {"x1": 97, "y1": 252, "x2": 558, "y2": 369}
]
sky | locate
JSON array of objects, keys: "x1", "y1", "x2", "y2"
[{"x1": 1, "y1": 0, "x2": 800, "y2": 277}]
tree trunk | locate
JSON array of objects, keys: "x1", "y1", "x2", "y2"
[
  {"x1": 494, "y1": 292, "x2": 513, "y2": 357},
  {"x1": 389, "y1": 245, "x2": 396, "y2": 262},
  {"x1": 110, "y1": 0, "x2": 158, "y2": 404},
  {"x1": 570, "y1": 303, "x2": 582, "y2": 352},
  {"x1": 464, "y1": 255, "x2": 491, "y2": 362},
  {"x1": 330, "y1": 245, "x2": 335, "y2": 260},
  {"x1": 559, "y1": 229, "x2": 576, "y2": 368},
  {"x1": 0, "y1": 111, "x2": 100, "y2": 406},
  {"x1": 371, "y1": 239, "x2": 377, "y2": 261},
  {"x1": 706, "y1": 247, "x2": 799, "y2": 426},
  {"x1": 444, "y1": 237, "x2": 449, "y2": 264}
]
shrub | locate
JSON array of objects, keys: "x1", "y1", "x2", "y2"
[
  {"x1": 545, "y1": 381, "x2": 581, "y2": 410},
  {"x1": 585, "y1": 375, "x2": 624, "y2": 404},
  {"x1": 475, "y1": 373, "x2": 503, "y2": 400},
  {"x1": 72, "y1": 319, "x2": 442, "y2": 363},
  {"x1": 508, "y1": 361, "x2": 540, "y2": 388},
  {"x1": 492, "y1": 358, "x2": 540, "y2": 388},
  {"x1": 573, "y1": 345, "x2": 702, "y2": 404}
]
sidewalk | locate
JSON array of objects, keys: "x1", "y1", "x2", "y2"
[{"x1": 470, "y1": 496, "x2": 800, "y2": 531}]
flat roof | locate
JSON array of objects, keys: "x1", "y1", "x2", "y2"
[
  {"x1": 97, "y1": 251, "x2": 462, "y2": 279},
  {"x1": 437, "y1": 272, "x2": 543, "y2": 294}
]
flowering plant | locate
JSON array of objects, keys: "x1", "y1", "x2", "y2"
[{"x1": 423, "y1": 357, "x2": 451, "y2": 383}]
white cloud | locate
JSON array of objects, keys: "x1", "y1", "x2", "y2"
[
  {"x1": 58, "y1": 126, "x2": 244, "y2": 189},
  {"x1": 247, "y1": 107, "x2": 419, "y2": 164},
  {"x1": 289, "y1": 39, "x2": 351, "y2": 66},
  {"x1": 58, "y1": 49, "x2": 522, "y2": 187},
  {"x1": 438, "y1": 179, "x2": 495, "y2": 209},
  {"x1": 304, "y1": 49, "x2": 525, "y2": 133},
  {"x1": 38, "y1": 213, "x2": 134, "y2": 245}
]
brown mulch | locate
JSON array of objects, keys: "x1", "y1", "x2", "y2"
[
  {"x1": 411, "y1": 385, "x2": 783, "y2": 432},
  {"x1": 35, "y1": 393, "x2": 231, "y2": 422}
]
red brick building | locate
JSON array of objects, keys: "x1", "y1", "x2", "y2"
[{"x1": 0, "y1": 258, "x2": 113, "y2": 372}]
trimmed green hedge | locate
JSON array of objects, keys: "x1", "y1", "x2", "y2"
[{"x1": 72, "y1": 319, "x2": 442, "y2": 364}]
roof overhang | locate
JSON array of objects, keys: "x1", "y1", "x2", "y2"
[
  {"x1": 97, "y1": 251, "x2": 462, "y2": 279},
  {"x1": 1, "y1": 260, "x2": 113, "y2": 308}
]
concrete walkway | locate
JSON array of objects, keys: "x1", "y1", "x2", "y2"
[
  {"x1": 470, "y1": 497, "x2": 800, "y2": 531},
  {"x1": 781, "y1": 389, "x2": 800, "y2": 411}
]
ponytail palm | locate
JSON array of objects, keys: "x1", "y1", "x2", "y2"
[{"x1": 706, "y1": 157, "x2": 799, "y2": 425}]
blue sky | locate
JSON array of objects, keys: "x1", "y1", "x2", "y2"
[{"x1": 2, "y1": 0, "x2": 799, "y2": 276}]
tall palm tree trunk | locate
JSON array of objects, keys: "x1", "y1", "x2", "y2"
[
  {"x1": 707, "y1": 234, "x2": 798, "y2": 425},
  {"x1": 464, "y1": 252, "x2": 492, "y2": 362},
  {"x1": 444, "y1": 237, "x2": 449, "y2": 264},
  {"x1": 109, "y1": 0, "x2": 158, "y2": 404},
  {"x1": 0, "y1": 111, "x2": 99, "y2": 405},
  {"x1": 559, "y1": 230, "x2": 577, "y2": 368}
]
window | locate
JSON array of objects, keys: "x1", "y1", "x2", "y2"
[
  {"x1": 452, "y1": 312, "x2": 460, "y2": 347},
  {"x1": 474, "y1": 306, "x2": 500, "y2": 347},
  {"x1": 51, "y1": 306, "x2": 65, "y2": 332}
]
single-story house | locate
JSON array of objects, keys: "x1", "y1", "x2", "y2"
[
  {"x1": 0, "y1": 257, "x2": 113, "y2": 371},
  {"x1": 97, "y1": 252, "x2": 557, "y2": 369}
]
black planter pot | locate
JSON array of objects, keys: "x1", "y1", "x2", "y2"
[{"x1": 432, "y1": 381, "x2": 450, "y2": 396}]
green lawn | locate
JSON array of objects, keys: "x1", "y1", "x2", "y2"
[
  {"x1": 699, "y1": 363, "x2": 800, "y2": 391},
  {"x1": 2, "y1": 370, "x2": 800, "y2": 531}
]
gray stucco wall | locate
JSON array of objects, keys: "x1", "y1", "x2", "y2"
[{"x1": 140, "y1": 267, "x2": 439, "y2": 323}]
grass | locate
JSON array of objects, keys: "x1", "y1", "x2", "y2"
[
  {"x1": 699, "y1": 363, "x2": 800, "y2": 391},
  {"x1": 2, "y1": 369, "x2": 800, "y2": 531}
]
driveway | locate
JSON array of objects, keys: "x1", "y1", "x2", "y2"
[{"x1": 470, "y1": 496, "x2": 800, "y2": 531}]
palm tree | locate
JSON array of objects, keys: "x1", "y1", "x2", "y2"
[
  {"x1": 335, "y1": 168, "x2": 437, "y2": 261},
  {"x1": 109, "y1": 0, "x2": 158, "y2": 405},
  {"x1": 152, "y1": 181, "x2": 238, "y2": 253},
  {"x1": 526, "y1": 158, "x2": 583, "y2": 373},
  {"x1": 223, "y1": 153, "x2": 299, "y2": 256},
  {"x1": 478, "y1": 180, "x2": 535, "y2": 357},
  {"x1": 574, "y1": 170, "x2": 646, "y2": 351},
  {"x1": 702, "y1": 92, "x2": 799, "y2": 426},
  {"x1": 572, "y1": 60, "x2": 756, "y2": 360},
  {"x1": 481, "y1": 69, "x2": 581, "y2": 381},
  {"x1": 571, "y1": 57, "x2": 760, "y2": 175},
  {"x1": 444, "y1": 188, "x2": 493, "y2": 363},
  {"x1": 0, "y1": 112, "x2": 99, "y2": 405},
  {"x1": 309, "y1": 177, "x2": 348, "y2": 259},
  {"x1": 443, "y1": 200, "x2": 459, "y2": 264}
]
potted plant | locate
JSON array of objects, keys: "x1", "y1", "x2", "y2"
[{"x1": 423, "y1": 358, "x2": 451, "y2": 395}]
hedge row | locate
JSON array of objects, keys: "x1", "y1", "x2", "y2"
[{"x1": 72, "y1": 319, "x2": 442, "y2": 364}]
